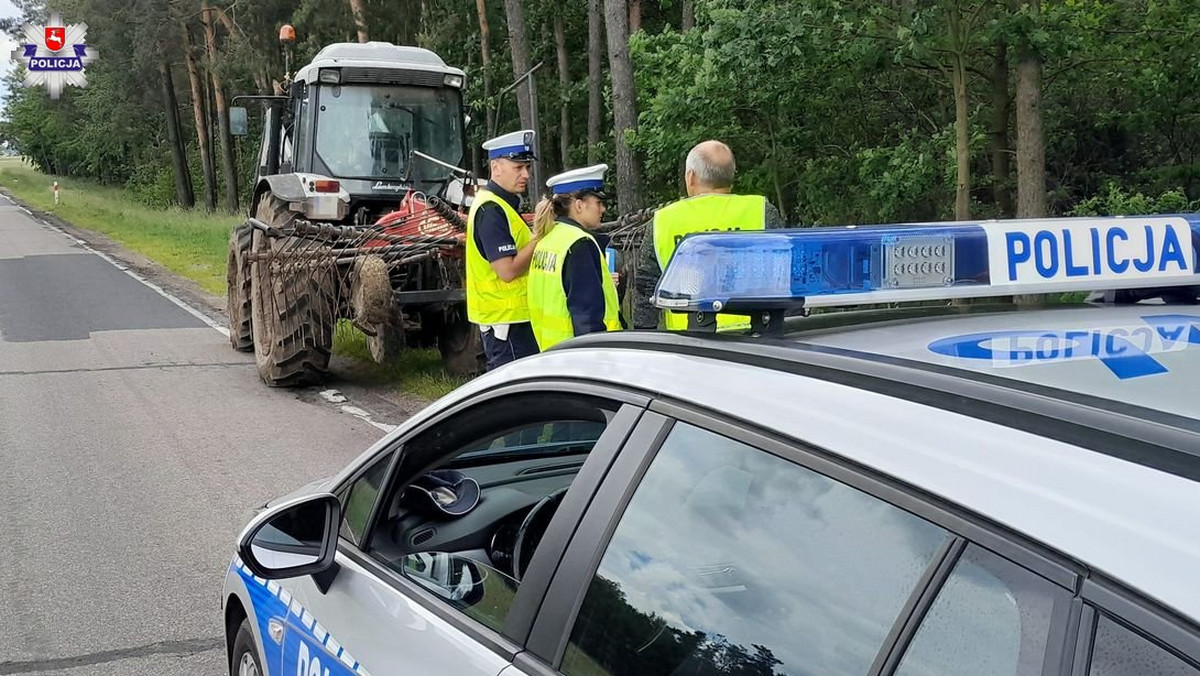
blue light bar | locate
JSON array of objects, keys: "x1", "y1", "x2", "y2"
[{"x1": 653, "y1": 215, "x2": 1200, "y2": 313}]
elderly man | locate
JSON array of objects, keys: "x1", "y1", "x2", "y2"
[
  {"x1": 466, "y1": 130, "x2": 541, "y2": 370},
  {"x1": 633, "y1": 140, "x2": 786, "y2": 330}
]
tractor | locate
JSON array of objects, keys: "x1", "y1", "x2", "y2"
[{"x1": 227, "y1": 32, "x2": 486, "y2": 387}]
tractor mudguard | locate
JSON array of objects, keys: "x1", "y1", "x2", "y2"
[{"x1": 259, "y1": 174, "x2": 306, "y2": 205}]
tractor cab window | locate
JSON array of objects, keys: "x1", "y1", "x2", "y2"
[
  {"x1": 314, "y1": 83, "x2": 463, "y2": 183},
  {"x1": 287, "y1": 82, "x2": 310, "y2": 172}
]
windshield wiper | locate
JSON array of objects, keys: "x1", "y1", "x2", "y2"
[{"x1": 406, "y1": 150, "x2": 471, "y2": 179}]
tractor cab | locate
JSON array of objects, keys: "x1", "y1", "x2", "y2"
[{"x1": 239, "y1": 41, "x2": 470, "y2": 225}]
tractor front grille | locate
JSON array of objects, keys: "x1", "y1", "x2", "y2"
[{"x1": 340, "y1": 67, "x2": 444, "y2": 88}]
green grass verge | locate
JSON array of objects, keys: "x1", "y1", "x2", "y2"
[
  {"x1": 0, "y1": 158, "x2": 467, "y2": 399},
  {"x1": 0, "y1": 157, "x2": 237, "y2": 295},
  {"x1": 334, "y1": 320, "x2": 470, "y2": 401}
]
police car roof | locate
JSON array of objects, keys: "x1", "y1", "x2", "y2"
[
  {"x1": 795, "y1": 302, "x2": 1200, "y2": 424},
  {"x1": 410, "y1": 318, "x2": 1200, "y2": 627}
]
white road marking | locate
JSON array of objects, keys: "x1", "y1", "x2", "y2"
[
  {"x1": 319, "y1": 389, "x2": 348, "y2": 404},
  {"x1": 340, "y1": 404, "x2": 398, "y2": 433},
  {"x1": 321, "y1": 389, "x2": 397, "y2": 433}
]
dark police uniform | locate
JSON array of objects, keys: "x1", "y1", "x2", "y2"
[{"x1": 470, "y1": 180, "x2": 540, "y2": 366}]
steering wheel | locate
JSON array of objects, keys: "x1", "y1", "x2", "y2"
[{"x1": 512, "y1": 487, "x2": 569, "y2": 581}]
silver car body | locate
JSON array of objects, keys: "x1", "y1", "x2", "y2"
[{"x1": 223, "y1": 304, "x2": 1200, "y2": 675}]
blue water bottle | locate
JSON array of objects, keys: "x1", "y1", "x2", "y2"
[{"x1": 605, "y1": 247, "x2": 618, "y2": 274}]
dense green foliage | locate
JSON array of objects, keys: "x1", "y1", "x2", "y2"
[{"x1": 2, "y1": 0, "x2": 1197, "y2": 222}]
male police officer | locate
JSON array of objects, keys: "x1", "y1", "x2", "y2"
[
  {"x1": 633, "y1": 140, "x2": 786, "y2": 330},
  {"x1": 466, "y1": 130, "x2": 540, "y2": 370}
]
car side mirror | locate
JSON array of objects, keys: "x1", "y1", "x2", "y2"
[
  {"x1": 230, "y1": 106, "x2": 249, "y2": 137},
  {"x1": 238, "y1": 494, "x2": 341, "y2": 580}
]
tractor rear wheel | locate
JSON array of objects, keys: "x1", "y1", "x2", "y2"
[
  {"x1": 226, "y1": 223, "x2": 254, "y2": 352},
  {"x1": 248, "y1": 197, "x2": 336, "y2": 387},
  {"x1": 366, "y1": 307, "x2": 405, "y2": 363},
  {"x1": 438, "y1": 309, "x2": 485, "y2": 376}
]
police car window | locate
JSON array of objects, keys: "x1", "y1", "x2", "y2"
[
  {"x1": 339, "y1": 451, "x2": 393, "y2": 546},
  {"x1": 362, "y1": 394, "x2": 618, "y2": 634},
  {"x1": 453, "y1": 420, "x2": 606, "y2": 463},
  {"x1": 1089, "y1": 615, "x2": 1200, "y2": 676},
  {"x1": 894, "y1": 544, "x2": 1071, "y2": 676},
  {"x1": 561, "y1": 422, "x2": 951, "y2": 676}
]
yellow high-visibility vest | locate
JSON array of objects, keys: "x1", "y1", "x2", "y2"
[
  {"x1": 652, "y1": 193, "x2": 766, "y2": 330},
  {"x1": 465, "y1": 189, "x2": 532, "y2": 325},
  {"x1": 528, "y1": 221, "x2": 621, "y2": 350}
]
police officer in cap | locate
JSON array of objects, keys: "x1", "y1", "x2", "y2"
[
  {"x1": 466, "y1": 130, "x2": 541, "y2": 370},
  {"x1": 527, "y1": 164, "x2": 622, "y2": 350}
]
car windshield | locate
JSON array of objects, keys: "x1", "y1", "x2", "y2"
[{"x1": 314, "y1": 83, "x2": 463, "y2": 182}]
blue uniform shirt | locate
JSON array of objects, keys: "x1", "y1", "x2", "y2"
[
  {"x1": 558, "y1": 218, "x2": 614, "y2": 337},
  {"x1": 473, "y1": 181, "x2": 523, "y2": 262}
]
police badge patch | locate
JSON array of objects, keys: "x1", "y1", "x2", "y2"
[{"x1": 11, "y1": 13, "x2": 99, "y2": 100}]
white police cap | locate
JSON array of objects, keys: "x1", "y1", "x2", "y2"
[
  {"x1": 546, "y1": 164, "x2": 609, "y2": 196},
  {"x1": 483, "y1": 130, "x2": 536, "y2": 162}
]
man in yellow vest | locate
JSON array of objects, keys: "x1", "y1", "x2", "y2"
[
  {"x1": 528, "y1": 164, "x2": 622, "y2": 350},
  {"x1": 466, "y1": 130, "x2": 540, "y2": 370},
  {"x1": 632, "y1": 140, "x2": 786, "y2": 330}
]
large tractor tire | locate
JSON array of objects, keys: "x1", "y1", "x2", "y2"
[
  {"x1": 248, "y1": 196, "x2": 336, "y2": 387},
  {"x1": 226, "y1": 223, "x2": 254, "y2": 352},
  {"x1": 438, "y1": 309, "x2": 485, "y2": 376}
]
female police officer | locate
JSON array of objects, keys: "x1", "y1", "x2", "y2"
[{"x1": 527, "y1": 165, "x2": 622, "y2": 350}]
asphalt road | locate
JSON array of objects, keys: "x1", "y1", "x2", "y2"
[{"x1": 0, "y1": 195, "x2": 393, "y2": 675}]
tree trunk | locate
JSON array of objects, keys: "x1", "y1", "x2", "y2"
[
  {"x1": 158, "y1": 62, "x2": 194, "y2": 209},
  {"x1": 395, "y1": 0, "x2": 420, "y2": 45},
  {"x1": 682, "y1": 1, "x2": 695, "y2": 30},
  {"x1": 475, "y1": 0, "x2": 495, "y2": 136},
  {"x1": 629, "y1": 0, "x2": 642, "y2": 34},
  {"x1": 990, "y1": 41, "x2": 1014, "y2": 218},
  {"x1": 503, "y1": 0, "x2": 543, "y2": 187},
  {"x1": 587, "y1": 0, "x2": 604, "y2": 164},
  {"x1": 216, "y1": 8, "x2": 236, "y2": 36},
  {"x1": 348, "y1": 0, "x2": 369, "y2": 43},
  {"x1": 1016, "y1": 59, "x2": 1045, "y2": 215},
  {"x1": 1014, "y1": 0, "x2": 1047, "y2": 306},
  {"x1": 554, "y1": 11, "x2": 571, "y2": 170},
  {"x1": 946, "y1": 5, "x2": 970, "y2": 222},
  {"x1": 202, "y1": 1, "x2": 239, "y2": 213},
  {"x1": 604, "y1": 0, "x2": 644, "y2": 212},
  {"x1": 182, "y1": 23, "x2": 216, "y2": 212},
  {"x1": 253, "y1": 71, "x2": 269, "y2": 96},
  {"x1": 504, "y1": 0, "x2": 534, "y2": 129},
  {"x1": 951, "y1": 53, "x2": 970, "y2": 221}
]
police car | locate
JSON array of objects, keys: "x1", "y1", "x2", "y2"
[{"x1": 223, "y1": 214, "x2": 1200, "y2": 676}]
